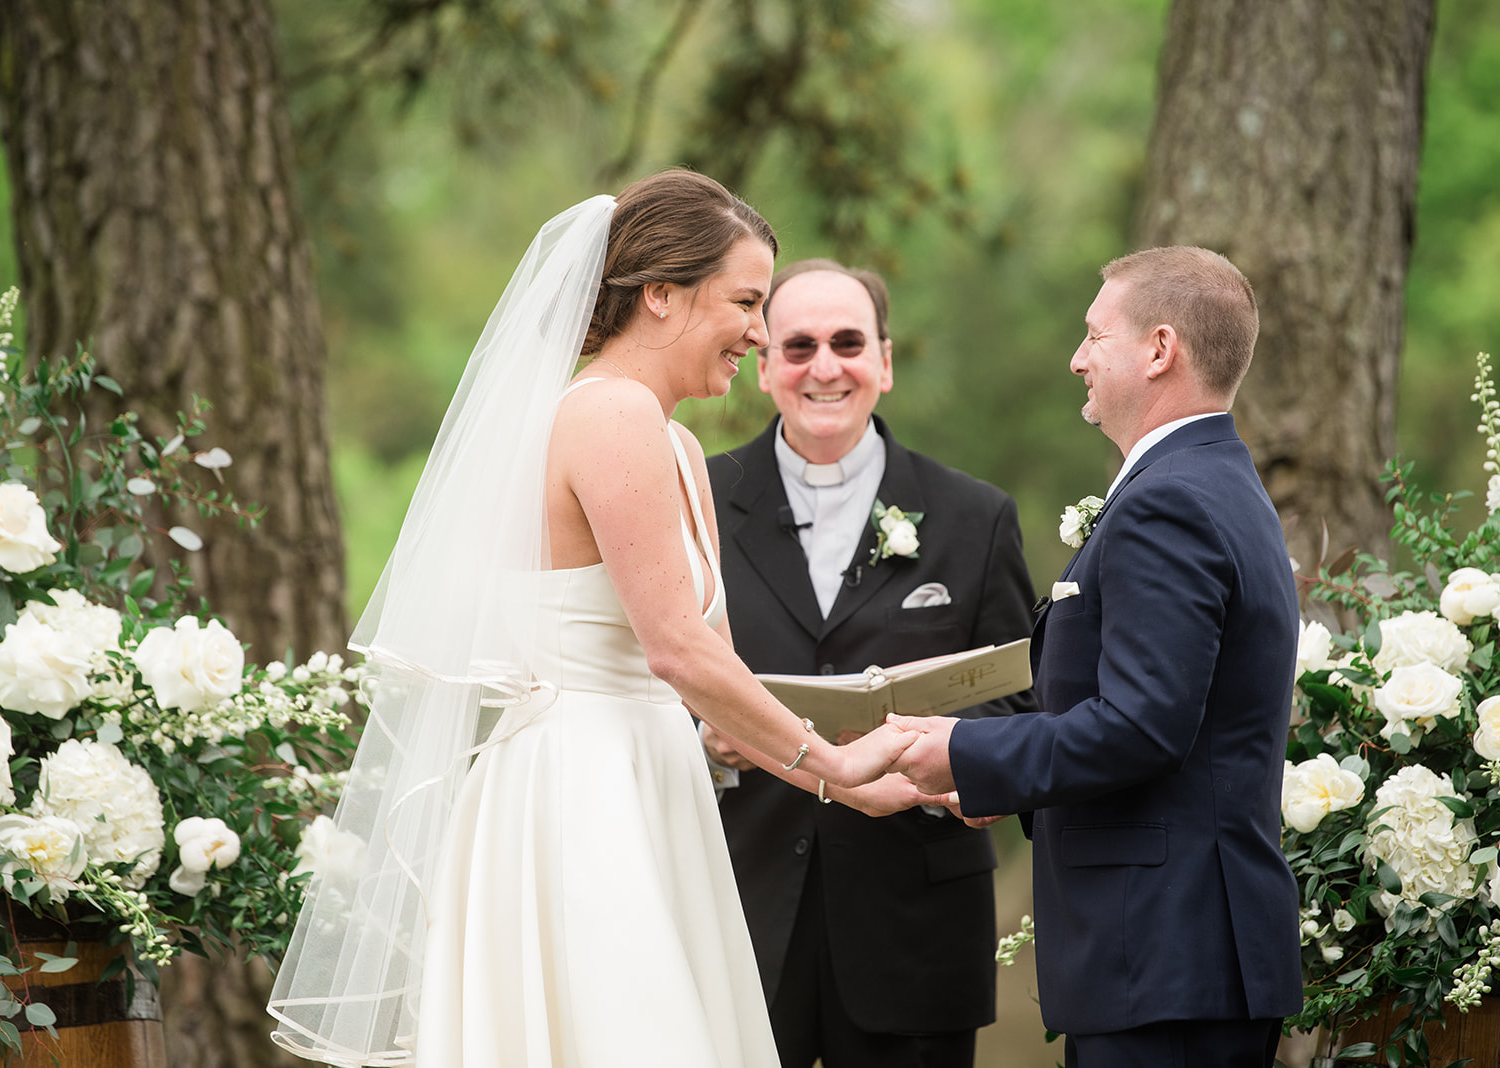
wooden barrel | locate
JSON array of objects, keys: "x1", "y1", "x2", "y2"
[
  {"x1": 2, "y1": 911, "x2": 167, "y2": 1068},
  {"x1": 1335, "y1": 995, "x2": 1500, "y2": 1065}
]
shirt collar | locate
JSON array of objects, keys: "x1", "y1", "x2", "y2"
[
  {"x1": 1106, "y1": 412, "x2": 1226, "y2": 500},
  {"x1": 774, "y1": 418, "x2": 881, "y2": 487}
]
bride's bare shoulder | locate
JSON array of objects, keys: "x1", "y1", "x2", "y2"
[{"x1": 553, "y1": 376, "x2": 666, "y2": 455}]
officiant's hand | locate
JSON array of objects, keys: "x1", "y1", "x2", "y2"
[
  {"x1": 699, "y1": 721, "x2": 757, "y2": 771},
  {"x1": 886, "y1": 713, "x2": 958, "y2": 794}
]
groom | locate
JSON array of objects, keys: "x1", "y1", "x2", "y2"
[
  {"x1": 895, "y1": 247, "x2": 1302, "y2": 1068},
  {"x1": 703, "y1": 259, "x2": 1038, "y2": 1067}
]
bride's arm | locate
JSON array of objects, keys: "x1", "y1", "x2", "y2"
[{"x1": 551, "y1": 381, "x2": 912, "y2": 790}]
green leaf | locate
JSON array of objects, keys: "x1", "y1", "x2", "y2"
[
  {"x1": 1363, "y1": 616, "x2": 1384, "y2": 659},
  {"x1": 36, "y1": 956, "x2": 76, "y2": 974},
  {"x1": 0, "y1": 1020, "x2": 20, "y2": 1053},
  {"x1": 1390, "y1": 730, "x2": 1412, "y2": 754},
  {"x1": 22, "y1": 1002, "x2": 55, "y2": 1027},
  {"x1": 1438, "y1": 795, "x2": 1475, "y2": 819},
  {"x1": 1376, "y1": 858, "x2": 1403, "y2": 894}
]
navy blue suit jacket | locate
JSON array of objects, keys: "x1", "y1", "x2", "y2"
[
  {"x1": 707, "y1": 417, "x2": 1039, "y2": 1033},
  {"x1": 949, "y1": 415, "x2": 1303, "y2": 1035}
]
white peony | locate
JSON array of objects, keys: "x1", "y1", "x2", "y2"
[
  {"x1": 169, "y1": 816, "x2": 241, "y2": 895},
  {"x1": 1373, "y1": 662, "x2": 1464, "y2": 744},
  {"x1": 32, "y1": 739, "x2": 164, "y2": 888},
  {"x1": 1477, "y1": 695, "x2": 1500, "y2": 761},
  {"x1": 1281, "y1": 754, "x2": 1365, "y2": 833},
  {"x1": 23, "y1": 589, "x2": 122, "y2": 656},
  {"x1": 1296, "y1": 619, "x2": 1334, "y2": 680},
  {"x1": 884, "y1": 520, "x2": 920, "y2": 557},
  {"x1": 292, "y1": 815, "x2": 366, "y2": 886},
  {"x1": 1370, "y1": 611, "x2": 1471, "y2": 676},
  {"x1": 0, "y1": 613, "x2": 94, "y2": 719},
  {"x1": 132, "y1": 616, "x2": 244, "y2": 712},
  {"x1": 1366, "y1": 764, "x2": 1480, "y2": 928},
  {"x1": 0, "y1": 713, "x2": 13, "y2": 806},
  {"x1": 1439, "y1": 567, "x2": 1500, "y2": 625},
  {"x1": 0, "y1": 813, "x2": 87, "y2": 899},
  {"x1": 0, "y1": 483, "x2": 61, "y2": 573}
]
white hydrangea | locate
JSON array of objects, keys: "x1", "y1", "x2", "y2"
[
  {"x1": 1366, "y1": 764, "x2": 1480, "y2": 929},
  {"x1": 1439, "y1": 567, "x2": 1500, "y2": 626},
  {"x1": 1370, "y1": 611, "x2": 1471, "y2": 676},
  {"x1": 1296, "y1": 619, "x2": 1334, "y2": 680},
  {"x1": 131, "y1": 616, "x2": 244, "y2": 712},
  {"x1": 23, "y1": 589, "x2": 122, "y2": 658},
  {"x1": 31, "y1": 739, "x2": 165, "y2": 889},
  {"x1": 1373, "y1": 662, "x2": 1464, "y2": 745},
  {"x1": 0, "y1": 482, "x2": 61, "y2": 573},
  {"x1": 0, "y1": 813, "x2": 86, "y2": 899},
  {"x1": 1282, "y1": 754, "x2": 1365, "y2": 833},
  {"x1": 0, "y1": 613, "x2": 94, "y2": 719}
]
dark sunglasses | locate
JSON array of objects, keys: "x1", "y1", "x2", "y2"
[{"x1": 771, "y1": 330, "x2": 869, "y2": 363}]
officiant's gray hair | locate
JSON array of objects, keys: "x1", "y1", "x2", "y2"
[
  {"x1": 582, "y1": 169, "x2": 777, "y2": 355},
  {"x1": 1102, "y1": 246, "x2": 1259, "y2": 399},
  {"x1": 765, "y1": 259, "x2": 891, "y2": 341}
]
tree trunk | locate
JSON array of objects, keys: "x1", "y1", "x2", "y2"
[
  {"x1": 1133, "y1": 0, "x2": 1434, "y2": 573},
  {"x1": 0, "y1": 2, "x2": 345, "y2": 1065}
]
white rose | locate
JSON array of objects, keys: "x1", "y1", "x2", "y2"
[
  {"x1": 292, "y1": 815, "x2": 365, "y2": 886},
  {"x1": 1059, "y1": 506, "x2": 1086, "y2": 549},
  {"x1": 132, "y1": 617, "x2": 244, "y2": 712},
  {"x1": 1439, "y1": 567, "x2": 1500, "y2": 625},
  {"x1": 169, "y1": 815, "x2": 241, "y2": 896},
  {"x1": 0, "y1": 614, "x2": 94, "y2": 719},
  {"x1": 0, "y1": 813, "x2": 87, "y2": 899},
  {"x1": 22, "y1": 589, "x2": 121, "y2": 656},
  {"x1": 1281, "y1": 754, "x2": 1365, "y2": 833},
  {"x1": 0, "y1": 714, "x2": 13, "y2": 806},
  {"x1": 1296, "y1": 619, "x2": 1334, "y2": 679},
  {"x1": 32, "y1": 739, "x2": 164, "y2": 888},
  {"x1": 885, "y1": 520, "x2": 920, "y2": 557},
  {"x1": 1476, "y1": 695, "x2": 1500, "y2": 761},
  {"x1": 0, "y1": 483, "x2": 61, "y2": 573},
  {"x1": 1373, "y1": 662, "x2": 1464, "y2": 743},
  {"x1": 1370, "y1": 611, "x2": 1471, "y2": 675}
]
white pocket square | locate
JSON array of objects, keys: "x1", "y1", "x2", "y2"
[
  {"x1": 902, "y1": 582, "x2": 951, "y2": 608},
  {"x1": 1051, "y1": 581, "x2": 1081, "y2": 602}
]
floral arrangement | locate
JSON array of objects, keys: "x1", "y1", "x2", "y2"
[
  {"x1": 868, "y1": 498, "x2": 921, "y2": 563},
  {"x1": 1284, "y1": 351, "x2": 1500, "y2": 1064},
  {"x1": 0, "y1": 289, "x2": 361, "y2": 1055}
]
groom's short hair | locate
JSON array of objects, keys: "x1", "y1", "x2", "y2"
[{"x1": 1102, "y1": 246, "x2": 1259, "y2": 400}]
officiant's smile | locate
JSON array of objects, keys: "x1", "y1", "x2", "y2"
[{"x1": 757, "y1": 265, "x2": 894, "y2": 465}]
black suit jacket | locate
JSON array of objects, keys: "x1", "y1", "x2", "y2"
[
  {"x1": 950, "y1": 416, "x2": 1303, "y2": 1035},
  {"x1": 707, "y1": 417, "x2": 1039, "y2": 1033}
]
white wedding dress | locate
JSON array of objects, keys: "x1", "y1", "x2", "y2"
[{"x1": 416, "y1": 403, "x2": 780, "y2": 1067}]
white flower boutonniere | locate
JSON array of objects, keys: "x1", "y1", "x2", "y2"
[
  {"x1": 869, "y1": 499, "x2": 922, "y2": 564},
  {"x1": 1058, "y1": 494, "x2": 1105, "y2": 549}
]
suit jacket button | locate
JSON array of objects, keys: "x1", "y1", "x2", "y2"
[
  {"x1": 820, "y1": 664, "x2": 835, "y2": 675},
  {"x1": 793, "y1": 836, "x2": 811, "y2": 856}
]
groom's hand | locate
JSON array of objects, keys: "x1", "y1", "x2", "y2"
[{"x1": 887, "y1": 714, "x2": 958, "y2": 794}]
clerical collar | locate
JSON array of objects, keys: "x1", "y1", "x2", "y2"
[{"x1": 774, "y1": 419, "x2": 881, "y2": 487}]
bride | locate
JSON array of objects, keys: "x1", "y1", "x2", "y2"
[{"x1": 267, "y1": 170, "x2": 928, "y2": 1067}]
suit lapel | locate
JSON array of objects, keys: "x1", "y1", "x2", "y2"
[
  {"x1": 821, "y1": 420, "x2": 922, "y2": 638},
  {"x1": 725, "y1": 425, "x2": 824, "y2": 640}
]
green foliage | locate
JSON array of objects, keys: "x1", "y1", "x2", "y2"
[
  {"x1": 1286, "y1": 354, "x2": 1500, "y2": 1064},
  {"x1": 0, "y1": 294, "x2": 361, "y2": 1046}
]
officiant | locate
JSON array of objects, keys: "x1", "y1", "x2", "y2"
[{"x1": 702, "y1": 258, "x2": 1040, "y2": 1068}]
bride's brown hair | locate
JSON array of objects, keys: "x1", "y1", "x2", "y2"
[{"x1": 582, "y1": 169, "x2": 777, "y2": 355}]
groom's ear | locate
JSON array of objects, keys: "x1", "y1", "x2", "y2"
[{"x1": 1144, "y1": 324, "x2": 1180, "y2": 381}]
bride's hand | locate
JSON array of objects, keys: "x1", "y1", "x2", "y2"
[
  {"x1": 831, "y1": 773, "x2": 953, "y2": 817},
  {"x1": 819, "y1": 720, "x2": 917, "y2": 788}
]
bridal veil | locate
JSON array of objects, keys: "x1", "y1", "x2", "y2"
[{"x1": 268, "y1": 194, "x2": 615, "y2": 1065}]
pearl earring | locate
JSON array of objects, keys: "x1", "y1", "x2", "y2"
[{"x1": 658, "y1": 309, "x2": 667, "y2": 319}]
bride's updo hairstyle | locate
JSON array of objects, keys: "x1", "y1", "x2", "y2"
[{"x1": 582, "y1": 169, "x2": 777, "y2": 354}]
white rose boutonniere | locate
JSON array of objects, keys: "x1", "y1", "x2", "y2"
[
  {"x1": 1058, "y1": 494, "x2": 1105, "y2": 549},
  {"x1": 869, "y1": 499, "x2": 922, "y2": 565}
]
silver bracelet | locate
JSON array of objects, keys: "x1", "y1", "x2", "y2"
[
  {"x1": 818, "y1": 779, "x2": 833, "y2": 805},
  {"x1": 781, "y1": 717, "x2": 816, "y2": 771}
]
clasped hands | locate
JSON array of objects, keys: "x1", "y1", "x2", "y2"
[{"x1": 701, "y1": 715, "x2": 1003, "y2": 827}]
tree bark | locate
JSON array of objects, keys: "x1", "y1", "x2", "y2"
[
  {"x1": 1133, "y1": 0, "x2": 1434, "y2": 573},
  {"x1": 0, "y1": 2, "x2": 345, "y2": 1065},
  {"x1": 0, "y1": 0, "x2": 346, "y2": 663}
]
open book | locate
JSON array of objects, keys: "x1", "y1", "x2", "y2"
[{"x1": 755, "y1": 639, "x2": 1031, "y2": 740}]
